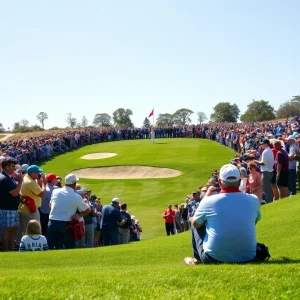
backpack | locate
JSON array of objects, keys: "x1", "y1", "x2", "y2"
[{"x1": 256, "y1": 243, "x2": 271, "y2": 261}]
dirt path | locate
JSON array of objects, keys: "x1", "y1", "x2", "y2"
[{"x1": 0, "y1": 134, "x2": 15, "y2": 141}]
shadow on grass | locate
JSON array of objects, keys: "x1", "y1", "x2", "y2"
[
  {"x1": 265, "y1": 257, "x2": 300, "y2": 264},
  {"x1": 154, "y1": 142, "x2": 168, "y2": 144}
]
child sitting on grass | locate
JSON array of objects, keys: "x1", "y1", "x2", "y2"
[{"x1": 19, "y1": 220, "x2": 49, "y2": 252}]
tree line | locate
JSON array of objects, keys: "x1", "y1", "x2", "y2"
[{"x1": 2, "y1": 95, "x2": 300, "y2": 133}]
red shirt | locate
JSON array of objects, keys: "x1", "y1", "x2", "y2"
[{"x1": 163, "y1": 209, "x2": 175, "y2": 223}]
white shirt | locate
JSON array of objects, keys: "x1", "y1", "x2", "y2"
[
  {"x1": 19, "y1": 235, "x2": 48, "y2": 252},
  {"x1": 260, "y1": 146, "x2": 274, "y2": 172},
  {"x1": 49, "y1": 186, "x2": 89, "y2": 221}
]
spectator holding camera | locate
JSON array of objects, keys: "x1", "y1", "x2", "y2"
[
  {"x1": 16, "y1": 165, "x2": 46, "y2": 247},
  {"x1": 0, "y1": 158, "x2": 23, "y2": 251}
]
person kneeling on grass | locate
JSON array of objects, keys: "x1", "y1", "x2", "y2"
[
  {"x1": 19, "y1": 220, "x2": 48, "y2": 252},
  {"x1": 184, "y1": 164, "x2": 262, "y2": 265}
]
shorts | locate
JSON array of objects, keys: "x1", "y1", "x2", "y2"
[
  {"x1": 271, "y1": 171, "x2": 277, "y2": 184},
  {"x1": 0, "y1": 210, "x2": 19, "y2": 227},
  {"x1": 277, "y1": 172, "x2": 289, "y2": 187}
]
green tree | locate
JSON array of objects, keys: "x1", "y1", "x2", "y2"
[
  {"x1": 173, "y1": 108, "x2": 193, "y2": 125},
  {"x1": 197, "y1": 112, "x2": 207, "y2": 124},
  {"x1": 276, "y1": 101, "x2": 300, "y2": 119},
  {"x1": 66, "y1": 113, "x2": 77, "y2": 128},
  {"x1": 93, "y1": 113, "x2": 112, "y2": 127},
  {"x1": 112, "y1": 108, "x2": 133, "y2": 127},
  {"x1": 156, "y1": 113, "x2": 174, "y2": 127},
  {"x1": 240, "y1": 100, "x2": 275, "y2": 122},
  {"x1": 81, "y1": 115, "x2": 88, "y2": 128},
  {"x1": 0, "y1": 123, "x2": 5, "y2": 133},
  {"x1": 210, "y1": 102, "x2": 240, "y2": 122},
  {"x1": 20, "y1": 119, "x2": 29, "y2": 127},
  {"x1": 143, "y1": 117, "x2": 151, "y2": 128},
  {"x1": 36, "y1": 112, "x2": 48, "y2": 129}
]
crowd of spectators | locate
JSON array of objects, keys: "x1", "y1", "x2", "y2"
[{"x1": 1, "y1": 117, "x2": 300, "y2": 250}]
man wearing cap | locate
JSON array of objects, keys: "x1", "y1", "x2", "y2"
[
  {"x1": 286, "y1": 135, "x2": 298, "y2": 195},
  {"x1": 48, "y1": 174, "x2": 91, "y2": 249},
  {"x1": 0, "y1": 158, "x2": 23, "y2": 251},
  {"x1": 100, "y1": 198, "x2": 127, "y2": 246},
  {"x1": 16, "y1": 165, "x2": 47, "y2": 246},
  {"x1": 184, "y1": 164, "x2": 261, "y2": 265},
  {"x1": 254, "y1": 139, "x2": 274, "y2": 203},
  {"x1": 39, "y1": 173, "x2": 60, "y2": 237}
]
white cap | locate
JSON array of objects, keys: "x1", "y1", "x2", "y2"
[
  {"x1": 112, "y1": 197, "x2": 120, "y2": 203},
  {"x1": 21, "y1": 164, "x2": 29, "y2": 170},
  {"x1": 77, "y1": 189, "x2": 87, "y2": 195},
  {"x1": 65, "y1": 174, "x2": 79, "y2": 185},
  {"x1": 131, "y1": 215, "x2": 136, "y2": 220},
  {"x1": 219, "y1": 164, "x2": 241, "y2": 182},
  {"x1": 287, "y1": 135, "x2": 296, "y2": 141}
]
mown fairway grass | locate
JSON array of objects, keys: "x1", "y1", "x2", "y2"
[{"x1": 0, "y1": 139, "x2": 299, "y2": 299}]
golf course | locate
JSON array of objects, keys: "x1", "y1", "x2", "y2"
[{"x1": 1, "y1": 138, "x2": 299, "y2": 299}]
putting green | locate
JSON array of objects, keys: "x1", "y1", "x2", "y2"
[{"x1": 41, "y1": 138, "x2": 235, "y2": 239}]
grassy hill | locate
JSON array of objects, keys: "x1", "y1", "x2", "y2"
[{"x1": 0, "y1": 139, "x2": 299, "y2": 299}]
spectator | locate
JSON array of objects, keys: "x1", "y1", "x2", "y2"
[
  {"x1": 130, "y1": 216, "x2": 142, "y2": 242},
  {"x1": 239, "y1": 167, "x2": 248, "y2": 193},
  {"x1": 162, "y1": 204, "x2": 175, "y2": 236},
  {"x1": 100, "y1": 198, "x2": 127, "y2": 246},
  {"x1": 16, "y1": 165, "x2": 46, "y2": 246},
  {"x1": 287, "y1": 135, "x2": 298, "y2": 195},
  {"x1": 47, "y1": 174, "x2": 90, "y2": 250},
  {"x1": 174, "y1": 204, "x2": 182, "y2": 234},
  {"x1": 181, "y1": 203, "x2": 189, "y2": 231},
  {"x1": 93, "y1": 197, "x2": 102, "y2": 247},
  {"x1": 184, "y1": 164, "x2": 261, "y2": 265},
  {"x1": 0, "y1": 158, "x2": 23, "y2": 251},
  {"x1": 19, "y1": 220, "x2": 48, "y2": 252},
  {"x1": 39, "y1": 173, "x2": 60, "y2": 237},
  {"x1": 247, "y1": 162, "x2": 263, "y2": 203},
  {"x1": 274, "y1": 140, "x2": 290, "y2": 199},
  {"x1": 118, "y1": 203, "x2": 132, "y2": 244},
  {"x1": 254, "y1": 139, "x2": 274, "y2": 203}
]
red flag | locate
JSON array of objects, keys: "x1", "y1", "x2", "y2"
[{"x1": 148, "y1": 109, "x2": 154, "y2": 118}]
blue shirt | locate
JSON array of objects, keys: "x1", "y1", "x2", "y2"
[
  {"x1": 40, "y1": 184, "x2": 57, "y2": 214},
  {"x1": 100, "y1": 204, "x2": 122, "y2": 232},
  {"x1": 193, "y1": 192, "x2": 261, "y2": 263}
]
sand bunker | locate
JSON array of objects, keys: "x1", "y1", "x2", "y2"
[
  {"x1": 72, "y1": 166, "x2": 182, "y2": 179},
  {"x1": 81, "y1": 153, "x2": 117, "y2": 160}
]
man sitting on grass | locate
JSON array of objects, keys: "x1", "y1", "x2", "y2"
[{"x1": 184, "y1": 164, "x2": 261, "y2": 265}]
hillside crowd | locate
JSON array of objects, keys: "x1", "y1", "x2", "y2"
[{"x1": 1, "y1": 117, "x2": 300, "y2": 252}]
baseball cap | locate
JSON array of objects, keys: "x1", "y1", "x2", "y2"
[
  {"x1": 112, "y1": 197, "x2": 120, "y2": 203},
  {"x1": 131, "y1": 215, "x2": 136, "y2": 220},
  {"x1": 46, "y1": 173, "x2": 59, "y2": 182},
  {"x1": 27, "y1": 165, "x2": 43, "y2": 174},
  {"x1": 21, "y1": 164, "x2": 29, "y2": 171},
  {"x1": 219, "y1": 164, "x2": 241, "y2": 182},
  {"x1": 260, "y1": 139, "x2": 270, "y2": 145},
  {"x1": 192, "y1": 191, "x2": 200, "y2": 195},
  {"x1": 65, "y1": 174, "x2": 79, "y2": 185},
  {"x1": 77, "y1": 189, "x2": 88, "y2": 195},
  {"x1": 287, "y1": 135, "x2": 296, "y2": 141}
]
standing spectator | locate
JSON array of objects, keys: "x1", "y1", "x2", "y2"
[
  {"x1": 274, "y1": 141, "x2": 290, "y2": 199},
  {"x1": 287, "y1": 136, "x2": 298, "y2": 195},
  {"x1": 162, "y1": 204, "x2": 175, "y2": 236},
  {"x1": 0, "y1": 158, "x2": 23, "y2": 251},
  {"x1": 19, "y1": 220, "x2": 48, "y2": 252},
  {"x1": 100, "y1": 198, "x2": 127, "y2": 246},
  {"x1": 254, "y1": 139, "x2": 274, "y2": 203},
  {"x1": 47, "y1": 174, "x2": 90, "y2": 250},
  {"x1": 39, "y1": 173, "x2": 59, "y2": 237},
  {"x1": 174, "y1": 204, "x2": 182, "y2": 234},
  {"x1": 181, "y1": 203, "x2": 188, "y2": 231},
  {"x1": 118, "y1": 203, "x2": 132, "y2": 244},
  {"x1": 16, "y1": 165, "x2": 46, "y2": 246},
  {"x1": 247, "y1": 162, "x2": 263, "y2": 203}
]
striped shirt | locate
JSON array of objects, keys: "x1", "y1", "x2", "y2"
[{"x1": 19, "y1": 235, "x2": 48, "y2": 252}]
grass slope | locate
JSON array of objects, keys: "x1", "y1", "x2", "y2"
[
  {"x1": 41, "y1": 139, "x2": 235, "y2": 239},
  {"x1": 0, "y1": 198, "x2": 299, "y2": 299}
]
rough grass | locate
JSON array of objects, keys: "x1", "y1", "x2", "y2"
[
  {"x1": 0, "y1": 198, "x2": 299, "y2": 299},
  {"x1": 0, "y1": 139, "x2": 299, "y2": 299}
]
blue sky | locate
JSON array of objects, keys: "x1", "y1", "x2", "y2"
[{"x1": 1, "y1": 1, "x2": 300, "y2": 129}]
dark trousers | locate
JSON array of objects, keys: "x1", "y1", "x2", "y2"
[
  {"x1": 289, "y1": 169, "x2": 297, "y2": 195},
  {"x1": 101, "y1": 230, "x2": 119, "y2": 246},
  {"x1": 39, "y1": 210, "x2": 49, "y2": 237},
  {"x1": 47, "y1": 220, "x2": 75, "y2": 250},
  {"x1": 165, "y1": 223, "x2": 175, "y2": 236}
]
